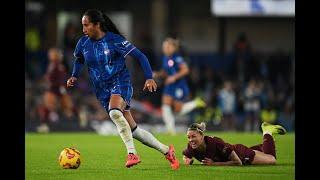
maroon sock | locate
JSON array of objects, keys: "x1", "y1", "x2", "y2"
[
  {"x1": 249, "y1": 144, "x2": 263, "y2": 152},
  {"x1": 262, "y1": 134, "x2": 276, "y2": 158}
]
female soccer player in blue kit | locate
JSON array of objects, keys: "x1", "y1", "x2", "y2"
[
  {"x1": 153, "y1": 38, "x2": 206, "y2": 135},
  {"x1": 66, "y1": 9, "x2": 179, "y2": 169}
]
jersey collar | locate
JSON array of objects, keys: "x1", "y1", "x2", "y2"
[{"x1": 90, "y1": 32, "x2": 109, "y2": 42}]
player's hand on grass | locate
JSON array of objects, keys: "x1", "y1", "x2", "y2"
[
  {"x1": 201, "y1": 157, "x2": 214, "y2": 166},
  {"x1": 67, "y1": 77, "x2": 77, "y2": 88},
  {"x1": 183, "y1": 156, "x2": 194, "y2": 165},
  {"x1": 165, "y1": 76, "x2": 176, "y2": 85},
  {"x1": 143, "y1": 79, "x2": 157, "y2": 92}
]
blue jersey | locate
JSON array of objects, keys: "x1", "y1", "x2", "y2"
[
  {"x1": 162, "y1": 53, "x2": 188, "y2": 86},
  {"x1": 74, "y1": 32, "x2": 136, "y2": 87},
  {"x1": 162, "y1": 54, "x2": 190, "y2": 101},
  {"x1": 73, "y1": 32, "x2": 137, "y2": 110}
]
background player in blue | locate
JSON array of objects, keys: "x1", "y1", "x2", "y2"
[
  {"x1": 66, "y1": 9, "x2": 179, "y2": 169},
  {"x1": 153, "y1": 38, "x2": 206, "y2": 135}
]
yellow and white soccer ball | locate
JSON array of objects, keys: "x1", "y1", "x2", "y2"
[{"x1": 58, "y1": 147, "x2": 81, "y2": 169}]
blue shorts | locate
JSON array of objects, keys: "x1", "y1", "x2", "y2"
[
  {"x1": 95, "y1": 81, "x2": 133, "y2": 111},
  {"x1": 163, "y1": 83, "x2": 189, "y2": 102}
]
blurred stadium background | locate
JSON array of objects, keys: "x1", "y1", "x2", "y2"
[{"x1": 25, "y1": 0, "x2": 295, "y2": 134}]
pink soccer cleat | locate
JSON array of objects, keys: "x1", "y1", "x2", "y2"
[
  {"x1": 125, "y1": 153, "x2": 141, "y2": 168},
  {"x1": 165, "y1": 145, "x2": 180, "y2": 170}
]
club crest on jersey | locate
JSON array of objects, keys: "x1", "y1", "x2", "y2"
[
  {"x1": 168, "y1": 59, "x2": 174, "y2": 67},
  {"x1": 104, "y1": 49, "x2": 110, "y2": 55}
]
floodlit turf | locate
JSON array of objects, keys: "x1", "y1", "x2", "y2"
[{"x1": 26, "y1": 132, "x2": 294, "y2": 180}]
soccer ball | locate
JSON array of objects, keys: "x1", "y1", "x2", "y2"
[{"x1": 58, "y1": 147, "x2": 81, "y2": 169}]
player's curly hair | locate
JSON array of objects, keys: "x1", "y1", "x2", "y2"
[
  {"x1": 83, "y1": 9, "x2": 123, "y2": 37},
  {"x1": 188, "y1": 122, "x2": 206, "y2": 134}
]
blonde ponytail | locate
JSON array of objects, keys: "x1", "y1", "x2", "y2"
[
  {"x1": 187, "y1": 122, "x2": 206, "y2": 134},
  {"x1": 198, "y1": 122, "x2": 206, "y2": 132}
]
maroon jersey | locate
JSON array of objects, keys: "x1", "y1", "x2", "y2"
[
  {"x1": 183, "y1": 136, "x2": 256, "y2": 165},
  {"x1": 46, "y1": 62, "x2": 68, "y2": 96}
]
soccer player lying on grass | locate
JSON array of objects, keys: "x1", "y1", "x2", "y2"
[{"x1": 182, "y1": 122, "x2": 286, "y2": 166}]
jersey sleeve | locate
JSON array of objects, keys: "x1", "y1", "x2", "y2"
[
  {"x1": 162, "y1": 56, "x2": 167, "y2": 69},
  {"x1": 114, "y1": 36, "x2": 136, "y2": 58},
  {"x1": 174, "y1": 56, "x2": 186, "y2": 66},
  {"x1": 213, "y1": 137, "x2": 233, "y2": 159},
  {"x1": 182, "y1": 144, "x2": 193, "y2": 158},
  {"x1": 71, "y1": 37, "x2": 85, "y2": 77},
  {"x1": 73, "y1": 37, "x2": 84, "y2": 60}
]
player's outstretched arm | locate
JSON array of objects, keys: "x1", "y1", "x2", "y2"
[
  {"x1": 183, "y1": 155, "x2": 194, "y2": 165},
  {"x1": 165, "y1": 63, "x2": 189, "y2": 85},
  {"x1": 128, "y1": 48, "x2": 153, "y2": 79},
  {"x1": 67, "y1": 58, "x2": 84, "y2": 88},
  {"x1": 202, "y1": 151, "x2": 243, "y2": 166},
  {"x1": 153, "y1": 69, "x2": 167, "y2": 79},
  {"x1": 174, "y1": 63, "x2": 189, "y2": 80},
  {"x1": 128, "y1": 48, "x2": 158, "y2": 92}
]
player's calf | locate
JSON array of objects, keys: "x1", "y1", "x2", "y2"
[{"x1": 109, "y1": 108, "x2": 139, "y2": 168}]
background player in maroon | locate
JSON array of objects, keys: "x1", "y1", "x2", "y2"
[
  {"x1": 182, "y1": 122, "x2": 286, "y2": 166},
  {"x1": 38, "y1": 48, "x2": 75, "y2": 130}
]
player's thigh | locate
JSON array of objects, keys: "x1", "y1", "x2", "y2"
[
  {"x1": 109, "y1": 94, "x2": 127, "y2": 111},
  {"x1": 172, "y1": 86, "x2": 189, "y2": 112},
  {"x1": 44, "y1": 91, "x2": 57, "y2": 109},
  {"x1": 251, "y1": 150, "x2": 276, "y2": 165},
  {"x1": 109, "y1": 83, "x2": 133, "y2": 111},
  {"x1": 173, "y1": 100, "x2": 184, "y2": 113},
  {"x1": 60, "y1": 94, "x2": 73, "y2": 109},
  {"x1": 123, "y1": 110, "x2": 137, "y2": 129},
  {"x1": 162, "y1": 94, "x2": 174, "y2": 106}
]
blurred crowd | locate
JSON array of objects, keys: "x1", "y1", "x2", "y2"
[{"x1": 25, "y1": 24, "x2": 294, "y2": 133}]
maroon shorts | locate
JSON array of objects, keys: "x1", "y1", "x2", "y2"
[
  {"x1": 48, "y1": 86, "x2": 67, "y2": 97},
  {"x1": 233, "y1": 144, "x2": 256, "y2": 165}
]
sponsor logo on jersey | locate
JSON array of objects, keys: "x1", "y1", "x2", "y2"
[{"x1": 122, "y1": 40, "x2": 130, "y2": 48}]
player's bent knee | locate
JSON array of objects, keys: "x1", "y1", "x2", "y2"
[
  {"x1": 109, "y1": 109, "x2": 123, "y2": 120},
  {"x1": 173, "y1": 107, "x2": 181, "y2": 113},
  {"x1": 173, "y1": 103, "x2": 183, "y2": 113},
  {"x1": 109, "y1": 109, "x2": 130, "y2": 133}
]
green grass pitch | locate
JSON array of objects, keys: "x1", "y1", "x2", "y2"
[{"x1": 26, "y1": 132, "x2": 294, "y2": 180}]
